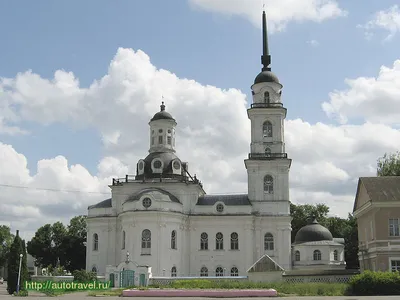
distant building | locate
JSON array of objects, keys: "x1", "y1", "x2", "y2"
[{"x1": 353, "y1": 176, "x2": 400, "y2": 272}]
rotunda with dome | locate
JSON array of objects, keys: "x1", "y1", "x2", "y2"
[{"x1": 291, "y1": 218, "x2": 346, "y2": 270}]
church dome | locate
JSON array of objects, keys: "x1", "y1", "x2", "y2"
[
  {"x1": 150, "y1": 101, "x2": 175, "y2": 122},
  {"x1": 254, "y1": 70, "x2": 280, "y2": 84},
  {"x1": 294, "y1": 219, "x2": 333, "y2": 244},
  {"x1": 137, "y1": 151, "x2": 182, "y2": 179},
  {"x1": 151, "y1": 110, "x2": 174, "y2": 121}
]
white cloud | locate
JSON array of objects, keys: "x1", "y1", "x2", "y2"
[
  {"x1": 358, "y1": 5, "x2": 400, "y2": 41},
  {"x1": 0, "y1": 47, "x2": 400, "y2": 239},
  {"x1": 188, "y1": 0, "x2": 347, "y2": 32},
  {"x1": 322, "y1": 59, "x2": 400, "y2": 125},
  {"x1": 307, "y1": 39, "x2": 320, "y2": 47}
]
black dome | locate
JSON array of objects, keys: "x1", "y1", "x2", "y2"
[
  {"x1": 151, "y1": 111, "x2": 174, "y2": 121},
  {"x1": 137, "y1": 152, "x2": 182, "y2": 179},
  {"x1": 294, "y1": 219, "x2": 333, "y2": 244},
  {"x1": 254, "y1": 70, "x2": 280, "y2": 84}
]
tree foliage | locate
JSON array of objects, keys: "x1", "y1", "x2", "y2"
[
  {"x1": 377, "y1": 151, "x2": 400, "y2": 176},
  {"x1": 27, "y1": 215, "x2": 87, "y2": 272},
  {"x1": 7, "y1": 231, "x2": 29, "y2": 295},
  {"x1": 290, "y1": 202, "x2": 359, "y2": 269},
  {"x1": 0, "y1": 225, "x2": 14, "y2": 269}
]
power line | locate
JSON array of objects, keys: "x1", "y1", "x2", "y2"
[{"x1": 0, "y1": 183, "x2": 248, "y2": 196}]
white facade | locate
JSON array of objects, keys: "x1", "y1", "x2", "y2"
[{"x1": 86, "y1": 11, "x2": 296, "y2": 279}]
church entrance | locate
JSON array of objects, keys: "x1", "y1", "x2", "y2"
[
  {"x1": 109, "y1": 273, "x2": 115, "y2": 287},
  {"x1": 119, "y1": 269, "x2": 135, "y2": 287}
]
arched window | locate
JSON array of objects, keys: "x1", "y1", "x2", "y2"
[
  {"x1": 200, "y1": 232, "x2": 208, "y2": 250},
  {"x1": 333, "y1": 250, "x2": 338, "y2": 261},
  {"x1": 295, "y1": 250, "x2": 300, "y2": 261},
  {"x1": 230, "y1": 267, "x2": 239, "y2": 276},
  {"x1": 263, "y1": 121, "x2": 272, "y2": 137},
  {"x1": 264, "y1": 175, "x2": 273, "y2": 193},
  {"x1": 264, "y1": 91, "x2": 270, "y2": 104},
  {"x1": 171, "y1": 266, "x2": 177, "y2": 277},
  {"x1": 313, "y1": 250, "x2": 322, "y2": 261},
  {"x1": 265, "y1": 147, "x2": 271, "y2": 155},
  {"x1": 230, "y1": 232, "x2": 239, "y2": 250},
  {"x1": 141, "y1": 229, "x2": 151, "y2": 254},
  {"x1": 171, "y1": 230, "x2": 177, "y2": 249},
  {"x1": 216, "y1": 232, "x2": 223, "y2": 250},
  {"x1": 215, "y1": 267, "x2": 224, "y2": 277},
  {"x1": 122, "y1": 231, "x2": 125, "y2": 250},
  {"x1": 93, "y1": 233, "x2": 98, "y2": 251},
  {"x1": 91, "y1": 266, "x2": 97, "y2": 273},
  {"x1": 264, "y1": 233, "x2": 274, "y2": 250},
  {"x1": 200, "y1": 266, "x2": 208, "y2": 277}
]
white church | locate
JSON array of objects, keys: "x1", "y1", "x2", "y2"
[{"x1": 86, "y1": 11, "x2": 345, "y2": 283}]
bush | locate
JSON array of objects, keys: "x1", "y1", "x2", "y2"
[
  {"x1": 73, "y1": 270, "x2": 97, "y2": 282},
  {"x1": 13, "y1": 290, "x2": 28, "y2": 297},
  {"x1": 166, "y1": 279, "x2": 347, "y2": 296},
  {"x1": 347, "y1": 271, "x2": 400, "y2": 295}
]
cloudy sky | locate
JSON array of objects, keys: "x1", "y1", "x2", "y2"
[{"x1": 1, "y1": 0, "x2": 400, "y2": 240}]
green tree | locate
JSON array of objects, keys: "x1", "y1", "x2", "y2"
[
  {"x1": 27, "y1": 224, "x2": 54, "y2": 267},
  {"x1": 0, "y1": 225, "x2": 14, "y2": 269},
  {"x1": 344, "y1": 213, "x2": 359, "y2": 269},
  {"x1": 377, "y1": 151, "x2": 400, "y2": 176},
  {"x1": 7, "y1": 231, "x2": 29, "y2": 294},
  {"x1": 27, "y1": 216, "x2": 87, "y2": 273},
  {"x1": 62, "y1": 216, "x2": 87, "y2": 272}
]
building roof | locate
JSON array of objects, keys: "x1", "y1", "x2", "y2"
[
  {"x1": 353, "y1": 176, "x2": 400, "y2": 212},
  {"x1": 360, "y1": 176, "x2": 400, "y2": 202},
  {"x1": 247, "y1": 254, "x2": 284, "y2": 273},
  {"x1": 196, "y1": 194, "x2": 251, "y2": 206},
  {"x1": 88, "y1": 198, "x2": 112, "y2": 209},
  {"x1": 150, "y1": 102, "x2": 175, "y2": 122},
  {"x1": 136, "y1": 151, "x2": 183, "y2": 180},
  {"x1": 254, "y1": 70, "x2": 280, "y2": 84},
  {"x1": 294, "y1": 219, "x2": 333, "y2": 244},
  {"x1": 124, "y1": 187, "x2": 181, "y2": 204}
]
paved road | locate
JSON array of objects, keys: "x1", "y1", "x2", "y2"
[{"x1": 3, "y1": 283, "x2": 400, "y2": 299}]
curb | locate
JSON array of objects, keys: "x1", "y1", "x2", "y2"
[{"x1": 122, "y1": 289, "x2": 278, "y2": 297}]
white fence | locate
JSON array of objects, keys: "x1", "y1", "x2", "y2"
[{"x1": 149, "y1": 276, "x2": 248, "y2": 286}]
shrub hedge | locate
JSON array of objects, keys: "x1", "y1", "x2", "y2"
[{"x1": 347, "y1": 271, "x2": 400, "y2": 296}]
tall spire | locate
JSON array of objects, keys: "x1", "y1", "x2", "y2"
[{"x1": 261, "y1": 10, "x2": 271, "y2": 72}]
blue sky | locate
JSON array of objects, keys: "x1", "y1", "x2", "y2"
[
  {"x1": 1, "y1": 0, "x2": 399, "y2": 175},
  {"x1": 1, "y1": 0, "x2": 400, "y2": 237}
]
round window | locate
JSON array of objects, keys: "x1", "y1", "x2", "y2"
[
  {"x1": 153, "y1": 160, "x2": 162, "y2": 169},
  {"x1": 142, "y1": 197, "x2": 152, "y2": 208},
  {"x1": 216, "y1": 204, "x2": 224, "y2": 213},
  {"x1": 159, "y1": 129, "x2": 163, "y2": 133},
  {"x1": 138, "y1": 161, "x2": 144, "y2": 170},
  {"x1": 173, "y1": 161, "x2": 180, "y2": 170}
]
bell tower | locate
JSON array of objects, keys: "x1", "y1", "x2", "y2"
[{"x1": 244, "y1": 10, "x2": 292, "y2": 216}]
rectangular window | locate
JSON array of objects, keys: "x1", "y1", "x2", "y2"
[
  {"x1": 167, "y1": 136, "x2": 172, "y2": 145},
  {"x1": 370, "y1": 220, "x2": 374, "y2": 240},
  {"x1": 391, "y1": 260, "x2": 400, "y2": 272},
  {"x1": 158, "y1": 136, "x2": 163, "y2": 144},
  {"x1": 389, "y1": 219, "x2": 400, "y2": 237},
  {"x1": 151, "y1": 137, "x2": 155, "y2": 145}
]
